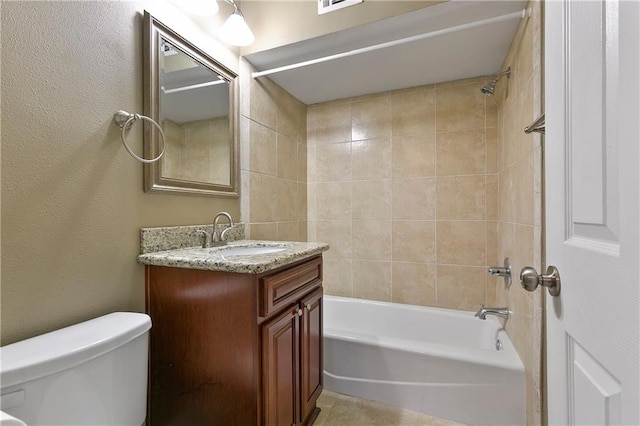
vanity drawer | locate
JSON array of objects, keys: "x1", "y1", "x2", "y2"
[{"x1": 260, "y1": 257, "x2": 322, "y2": 317}]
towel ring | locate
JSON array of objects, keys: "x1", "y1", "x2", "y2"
[{"x1": 113, "y1": 110, "x2": 166, "y2": 163}]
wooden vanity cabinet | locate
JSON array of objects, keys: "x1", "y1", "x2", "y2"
[
  {"x1": 262, "y1": 287, "x2": 323, "y2": 426},
  {"x1": 145, "y1": 255, "x2": 323, "y2": 426}
]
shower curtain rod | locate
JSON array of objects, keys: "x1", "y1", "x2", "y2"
[{"x1": 252, "y1": 8, "x2": 529, "y2": 79}]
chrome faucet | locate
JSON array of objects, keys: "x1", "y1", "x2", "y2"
[
  {"x1": 474, "y1": 304, "x2": 510, "y2": 320},
  {"x1": 212, "y1": 212, "x2": 234, "y2": 246}
]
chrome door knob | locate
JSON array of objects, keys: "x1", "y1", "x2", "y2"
[{"x1": 520, "y1": 265, "x2": 561, "y2": 296}]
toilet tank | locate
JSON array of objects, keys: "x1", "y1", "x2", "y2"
[{"x1": 0, "y1": 312, "x2": 151, "y2": 426}]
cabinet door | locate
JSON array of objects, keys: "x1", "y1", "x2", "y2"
[
  {"x1": 300, "y1": 287, "x2": 323, "y2": 423},
  {"x1": 262, "y1": 306, "x2": 300, "y2": 426}
]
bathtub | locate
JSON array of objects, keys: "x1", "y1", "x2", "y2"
[{"x1": 323, "y1": 296, "x2": 525, "y2": 426}]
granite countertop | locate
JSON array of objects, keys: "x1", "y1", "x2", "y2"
[{"x1": 137, "y1": 240, "x2": 330, "y2": 274}]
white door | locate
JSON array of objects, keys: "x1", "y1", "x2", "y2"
[{"x1": 545, "y1": 0, "x2": 640, "y2": 425}]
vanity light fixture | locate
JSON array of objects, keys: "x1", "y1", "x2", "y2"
[{"x1": 219, "y1": 0, "x2": 255, "y2": 47}]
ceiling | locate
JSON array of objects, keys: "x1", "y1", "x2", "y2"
[{"x1": 244, "y1": 0, "x2": 528, "y2": 105}]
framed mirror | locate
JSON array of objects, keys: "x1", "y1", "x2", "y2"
[{"x1": 143, "y1": 11, "x2": 239, "y2": 197}]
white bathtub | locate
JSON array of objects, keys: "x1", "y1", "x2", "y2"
[{"x1": 323, "y1": 296, "x2": 525, "y2": 426}]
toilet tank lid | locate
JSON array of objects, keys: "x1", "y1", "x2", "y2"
[{"x1": 0, "y1": 312, "x2": 151, "y2": 389}]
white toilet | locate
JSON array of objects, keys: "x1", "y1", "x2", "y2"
[{"x1": 0, "y1": 312, "x2": 151, "y2": 426}]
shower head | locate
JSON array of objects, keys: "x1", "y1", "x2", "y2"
[
  {"x1": 481, "y1": 67, "x2": 511, "y2": 96},
  {"x1": 480, "y1": 82, "x2": 496, "y2": 96}
]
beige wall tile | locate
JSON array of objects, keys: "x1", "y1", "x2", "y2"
[
  {"x1": 249, "y1": 172, "x2": 279, "y2": 222},
  {"x1": 514, "y1": 77, "x2": 535, "y2": 162},
  {"x1": 392, "y1": 262, "x2": 436, "y2": 306},
  {"x1": 490, "y1": 4, "x2": 543, "y2": 420},
  {"x1": 316, "y1": 220, "x2": 352, "y2": 259},
  {"x1": 316, "y1": 142, "x2": 351, "y2": 182},
  {"x1": 306, "y1": 106, "x2": 317, "y2": 146},
  {"x1": 352, "y1": 260, "x2": 391, "y2": 302},
  {"x1": 499, "y1": 164, "x2": 517, "y2": 223},
  {"x1": 486, "y1": 174, "x2": 499, "y2": 220},
  {"x1": 505, "y1": 286, "x2": 534, "y2": 381},
  {"x1": 514, "y1": 17, "x2": 534, "y2": 92},
  {"x1": 516, "y1": 224, "x2": 534, "y2": 275},
  {"x1": 296, "y1": 143, "x2": 308, "y2": 182},
  {"x1": 436, "y1": 129, "x2": 485, "y2": 176},
  {"x1": 392, "y1": 177, "x2": 436, "y2": 220},
  {"x1": 307, "y1": 219, "x2": 316, "y2": 241},
  {"x1": 277, "y1": 133, "x2": 298, "y2": 180},
  {"x1": 435, "y1": 82, "x2": 485, "y2": 133},
  {"x1": 498, "y1": 221, "x2": 517, "y2": 272},
  {"x1": 436, "y1": 221, "x2": 486, "y2": 266},
  {"x1": 515, "y1": 154, "x2": 535, "y2": 225},
  {"x1": 315, "y1": 182, "x2": 352, "y2": 220},
  {"x1": 249, "y1": 222, "x2": 278, "y2": 240},
  {"x1": 297, "y1": 182, "x2": 307, "y2": 221},
  {"x1": 392, "y1": 221, "x2": 435, "y2": 263},
  {"x1": 313, "y1": 100, "x2": 352, "y2": 144},
  {"x1": 486, "y1": 98, "x2": 499, "y2": 128},
  {"x1": 436, "y1": 175, "x2": 486, "y2": 220},
  {"x1": 390, "y1": 87, "x2": 436, "y2": 137},
  {"x1": 436, "y1": 265, "x2": 486, "y2": 310},
  {"x1": 486, "y1": 220, "x2": 498, "y2": 266},
  {"x1": 391, "y1": 134, "x2": 436, "y2": 177},
  {"x1": 307, "y1": 144, "x2": 316, "y2": 183},
  {"x1": 275, "y1": 179, "x2": 299, "y2": 222},
  {"x1": 250, "y1": 77, "x2": 278, "y2": 130},
  {"x1": 277, "y1": 87, "x2": 302, "y2": 139},
  {"x1": 352, "y1": 138, "x2": 391, "y2": 180},
  {"x1": 307, "y1": 183, "x2": 316, "y2": 221},
  {"x1": 352, "y1": 220, "x2": 391, "y2": 261},
  {"x1": 323, "y1": 258, "x2": 353, "y2": 297},
  {"x1": 352, "y1": 96, "x2": 391, "y2": 141},
  {"x1": 298, "y1": 221, "x2": 308, "y2": 242},
  {"x1": 352, "y1": 180, "x2": 391, "y2": 220},
  {"x1": 277, "y1": 221, "x2": 299, "y2": 241},
  {"x1": 486, "y1": 127, "x2": 499, "y2": 174},
  {"x1": 249, "y1": 120, "x2": 277, "y2": 176}
]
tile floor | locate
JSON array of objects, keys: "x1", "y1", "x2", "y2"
[{"x1": 314, "y1": 391, "x2": 466, "y2": 426}]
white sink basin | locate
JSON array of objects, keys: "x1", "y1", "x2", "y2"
[{"x1": 219, "y1": 246, "x2": 288, "y2": 256}]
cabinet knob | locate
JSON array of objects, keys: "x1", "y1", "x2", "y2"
[
  {"x1": 305, "y1": 304, "x2": 313, "y2": 311},
  {"x1": 297, "y1": 308, "x2": 303, "y2": 317}
]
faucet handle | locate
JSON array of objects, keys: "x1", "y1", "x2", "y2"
[
  {"x1": 195, "y1": 230, "x2": 212, "y2": 248},
  {"x1": 488, "y1": 257, "x2": 512, "y2": 287}
]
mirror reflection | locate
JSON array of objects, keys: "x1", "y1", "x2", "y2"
[
  {"x1": 144, "y1": 11, "x2": 238, "y2": 197},
  {"x1": 160, "y1": 40, "x2": 231, "y2": 186}
]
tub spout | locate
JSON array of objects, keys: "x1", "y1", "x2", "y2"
[{"x1": 474, "y1": 304, "x2": 510, "y2": 320}]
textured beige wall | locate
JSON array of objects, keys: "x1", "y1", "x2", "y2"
[
  {"x1": 240, "y1": 0, "x2": 444, "y2": 55},
  {"x1": 239, "y1": 60, "x2": 308, "y2": 241},
  {"x1": 493, "y1": 1, "x2": 543, "y2": 425},
  {"x1": 1, "y1": 2, "x2": 240, "y2": 345},
  {"x1": 307, "y1": 77, "x2": 500, "y2": 310}
]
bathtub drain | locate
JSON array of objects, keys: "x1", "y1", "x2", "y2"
[{"x1": 495, "y1": 338, "x2": 503, "y2": 351}]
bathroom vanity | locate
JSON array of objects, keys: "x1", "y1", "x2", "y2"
[{"x1": 139, "y1": 240, "x2": 328, "y2": 426}]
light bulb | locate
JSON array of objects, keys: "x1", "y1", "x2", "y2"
[{"x1": 219, "y1": 11, "x2": 255, "y2": 46}]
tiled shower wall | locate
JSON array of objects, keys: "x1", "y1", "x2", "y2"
[
  {"x1": 493, "y1": 1, "x2": 543, "y2": 424},
  {"x1": 239, "y1": 59, "x2": 308, "y2": 241},
  {"x1": 162, "y1": 117, "x2": 231, "y2": 184},
  {"x1": 307, "y1": 79, "x2": 500, "y2": 311}
]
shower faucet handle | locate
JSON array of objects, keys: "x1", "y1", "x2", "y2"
[{"x1": 488, "y1": 258, "x2": 512, "y2": 287}]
